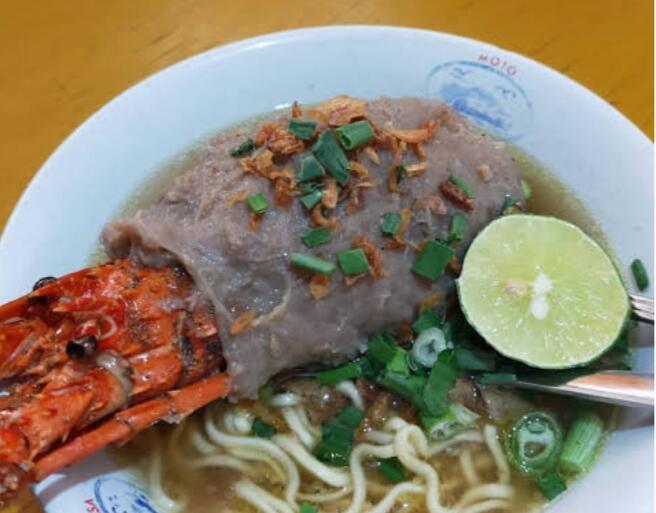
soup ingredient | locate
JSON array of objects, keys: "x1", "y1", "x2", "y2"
[
  {"x1": 229, "y1": 138, "x2": 255, "y2": 157},
  {"x1": 301, "y1": 227, "x2": 332, "y2": 248},
  {"x1": 422, "y1": 350, "x2": 459, "y2": 416},
  {"x1": 299, "y1": 502, "x2": 319, "y2": 513},
  {"x1": 288, "y1": 119, "x2": 317, "y2": 140},
  {"x1": 0, "y1": 260, "x2": 230, "y2": 503},
  {"x1": 297, "y1": 155, "x2": 325, "y2": 181},
  {"x1": 104, "y1": 96, "x2": 525, "y2": 397},
  {"x1": 412, "y1": 240, "x2": 453, "y2": 281},
  {"x1": 412, "y1": 309, "x2": 441, "y2": 333},
  {"x1": 450, "y1": 174, "x2": 476, "y2": 199},
  {"x1": 458, "y1": 215, "x2": 630, "y2": 368},
  {"x1": 505, "y1": 410, "x2": 563, "y2": 477},
  {"x1": 335, "y1": 120, "x2": 375, "y2": 150},
  {"x1": 631, "y1": 258, "x2": 650, "y2": 291},
  {"x1": 449, "y1": 213, "x2": 468, "y2": 242},
  {"x1": 536, "y1": 470, "x2": 567, "y2": 500},
  {"x1": 252, "y1": 417, "x2": 276, "y2": 439},
  {"x1": 316, "y1": 362, "x2": 361, "y2": 385},
  {"x1": 419, "y1": 403, "x2": 479, "y2": 440},
  {"x1": 246, "y1": 192, "x2": 269, "y2": 214},
  {"x1": 314, "y1": 405, "x2": 365, "y2": 466},
  {"x1": 411, "y1": 327, "x2": 449, "y2": 368},
  {"x1": 558, "y1": 410, "x2": 604, "y2": 475},
  {"x1": 377, "y1": 457, "x2": 406, "y2": 483},
  {"x1": 380, "y1": 212, "x2": 402, "y2": 237},
  {"x1": 337, "y1": 248, "x2": 370, "y2": 275},
  {"x1": 289, "y1": 253, "x2": 335, "y2": 275}
]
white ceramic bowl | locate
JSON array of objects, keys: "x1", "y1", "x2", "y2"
[{"x1": 0, "y1": 26, "x2": 652, "y2": 513}]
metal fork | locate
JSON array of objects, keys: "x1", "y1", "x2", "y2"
[{"x1": 630, "y1": 294, "x2": 654, "y2": 324}]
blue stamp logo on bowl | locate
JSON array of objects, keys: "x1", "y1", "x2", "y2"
[
  {"x1": 94, "y1": 477, "x2": 160, "y2": 513},
  {"x1": 426, "y1": 60, "x2": 533, "y2": 140}
]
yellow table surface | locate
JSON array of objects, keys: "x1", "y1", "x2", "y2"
[{"x1": 0, "y1": 1, "x2": 652, "y2": 511}]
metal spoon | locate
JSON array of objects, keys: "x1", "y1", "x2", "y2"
[{"x1": 489, "y1": 371, "x2": 654, "y2": 408}]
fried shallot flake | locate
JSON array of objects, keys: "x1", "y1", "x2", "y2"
[
  {"x1": 229, "y1": 310, "x2": 256, "y2": 335},
  {"x1": 255, "y1": 121, "x2": 304, "y2": 156},
  {"x1": 384, "y1": 208, "x2": 413, "y2": 250},
  {"x1": 352, "y1": 236, "x2": 385, "y2": 279},
  {"x1": 248, "y1": 213, "x2": 263, "y2": 230},
  {"x1": 363, "y1": 146, "x2": 380, "y2": 165},
  {"x1": 349, "y1": 160, "x2": 371, "y2": 179},
  {"x1": 425, "y1": 192, "x2": 447, "y2": 215},
  {"x1": 239, "y1": 150, "x2": 274, "y2": 177},
  {"x1": 448, "y1": 254, "x2": 462, "y2": 276},
  {"x1": 413, "y1": 143, "x2": 427, "y2": 159},
  {"x1": 439, "y1": 179, "x2": 475, "y2": 211},
  {"x1": 476, "y1": 164, "x2": 493, "y2": 182},
  {"x1": 314, "y1": 95, "x2": 367, "y2": 126},
  {"x1": 311, "y1": 204, "x2": 339, "y2": 229},
  {"x1": 405, "y1": 161, "x2": 428, "y2": 177},
  {"x1": 387, "y1": 119, "x2": 439, "y2": 144},
  {"x1": 270, "y1": 167, "x2": 297, "y2": 206},
  {"x1": 309, "y1": 274, "x2": 330, "y2": 300},
  {"x1": 419, "y1": 291, "x2": 443, "y2": 312},
  {"x1": 226, "y1": 189, "x2": 249, "y2": 207},
  {"x1": 291, "y1": 101, "x2": 303, "y2": 119},
  {"x1": 321, "y1": 178, "x2": 338, "y2": 209}
]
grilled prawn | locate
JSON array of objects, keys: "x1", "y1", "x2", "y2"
[{"x1": 0, "y1": 260, "x2": 230, "y2": 502}]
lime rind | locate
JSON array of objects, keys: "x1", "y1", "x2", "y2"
[{"x1": 457, "y1": 214, "x2": 630, "y2": 369}]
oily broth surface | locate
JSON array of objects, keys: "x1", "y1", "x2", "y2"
[{"x1": 103, "y1": 109, "x2": 614, "y2": 513}]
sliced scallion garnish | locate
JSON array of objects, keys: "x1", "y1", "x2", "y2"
[
  {"x1": 289, "y1": 253, "x2": 335, "y2": 275},
  {"x1": 455, "y1": 347, "x2": 496, "y2": 372},
  {"x1": 412, "y1": 241, "x2": 453, "y2": 281},
  {"x1": 505, "y1": 411, "x2": 563, "y2": 477},
  {"x1": 297, "y1": 155, "x2": 325, "y2": 182},
  {"x1": 412, "y1": 310, "x2": 441, "y2": 334},
  {"x1": 299, "y1": 502, "x2": 319, "y2": 513},
  {"x1": 380, "y1": 212, "x2": 402, "y2": 237},
  {"x1": 536, "y1": 471, "x2": 567, "y2": 500},
  {"x1": 377, "y1": 457, "x2": 406, "y2": 484},
  {"x1": 301, "y1": 227, "x2": 332, "y2": 248},
  {"x1": 396, "y1": 165, "x2": 407, "y2": 184},
  {"x1": 316, "y1": 362, "x2": 361, "y2": 385},
  {"x1": 558, "y1": 411, "x2": 604, "y2": 475},
  {"x1": 313, "y1": 130, "x2": 350, "y2": 186},
  {"x1": 246, "y1": 193, "x2": 269, "y2": 214},
  {"x1": 300, "y1": 189, "x2": 323, "y2": 210},
  {"x1": 367, "y1": 332, "x2": 399, "y2": 366},
  {"x1": 314, "y1": 405, "x2": 365, "y2": 466},
  {"x1": 420, "y1": 403, "x2": 479, "y2": 441},
  {"x1": 335, "y1": 120, "x2": 374, "y2": 150},
  {"x1": 631, "y1": 258, "x2": 649, "y2": 291},
  {"x1": 422, "y1": 350, "x2": 458, "y2": 417},
  {"x1": 478, "y1": 372, "x2": 517, "y2": 385},
  {"x1": 449, "y1": 213, "x2": 468, "y2": 243},
  {"x1": 411, "y1": 327, "x2": 449, "y2": 368},
  {"x1": 288, "y1": 118, "x2": 317, "y2": 140},
  {"x1": 449, "y1": 174, "x2": 476, "y2": 198},
  {"x1": 229, "y1": 138, "x2": 255, "y2": 157},
  {"x1": 252, "y1": 417, "x2": 276, "y2": 439},
  {"x1": 337, "y1": 248, "x2": 370, "y2": 275}
]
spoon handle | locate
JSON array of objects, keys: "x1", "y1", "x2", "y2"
[{"x1": 513, "y1": 371, "x2": 654, "y2": 407}]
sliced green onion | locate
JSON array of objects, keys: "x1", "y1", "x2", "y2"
[
  {"x1": 396, "y1": 165, "x2": 407, "y2": 184},
  {"x1": 478, "y1": 372, "x2": 517, "y2": 385},
  {"x1": 412, "y1": 327, "x2": 449, "y2": 368},
  {"x1": 246, "y1": 193, "x2": 269, "y2": 214},
  {"x1": 288, "y1": 119, "x2": 317, "y2": 140},
  {"x1": 300, "y1": 189, "x2": 323, "y2": 210},
  {"x1": 297, "y1": 155, "x2": 325, "y2": 182},
  {"x1": 337, "y1": 248, "x2": 370, "y2": 275},
  {"x1": 386, "y1": 348, "x2": 410, "y2": 375},
  {"x1": 252, "y1": 417, "x2": 276, "y2": 439},
  {"x1": 380, "y1": 212, "x2": 402, "y2": 237},
  {"x1": 420, "y1": 403, "x2": 479, "y2": 441},
  {"x1": 631, "y1": 258, "x2": 649, "y2": 291},
  {"x1": 536, "y1": 471, "x2": 567, "y2": 500},
  {"x1": 289, "y1": 253, "x2": 335, "y2": 275},
  {"x1": 336, "y1": 120, "x2": 374, "y2": 150},
  {"x1": 412, "y1": 310, "x2": 441, "y2": 334},
  {"x1": 378, "y1": 372, "x2": 427, "y2": 410},
  {"x1": 558, "y1": 411, "x2": 604, "y2": 475},
  {"x1": 317, "y1": 362, "x2": 361, "y2": 385},
  {"x1": 449, "y1": 174, "x2": 476, "y2": 198},
  {"x1": 500, "y1": 195, "x2": 522, "y2": 215},
  {"x1": 412, "y1": 240, "x2": 454, "y2": 281},
  {"x1": 299, "y1": 502, "x2": 319, "y2": 513},
  {"x1": 229, "y1": 138, "x2": 255, "y2": 157},
  {"x1": 368, "y1": 332, "x2": 399, "y2": 366},
  {"x1": 313, "y1": 130, "x2": 350, "y2": 186},
  {"x1": 449, "y1": 213, "x2": 468, "y2": 243},
  {"x1": 521, "y1": 179, "x2": 533, "y2": 200},
  {"x1": 354, "y1": 355, "x2": 380, "y2": 380},
  {"x1": 422, "y1": 350, "x2": 458, "y2": 417},
  {"x1": 378, "y1": 457, "x2": 406, "y2": 484},
  {"x1": 505, "y1": 411, "x2": 563, "y2": 477},
  {"x1": 301, "y1": 227, "x2": 332, "y2": 248},
  {"x1": 455, "y1": 347, "x2": 496, "y2": 372},
  {"x1": 314, "y1": 405, "x2": 364, "y2": 466}
]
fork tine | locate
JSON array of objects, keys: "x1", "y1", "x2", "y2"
[{"x1": 630, "y1": 294, "x2": 654, "y2": 324}]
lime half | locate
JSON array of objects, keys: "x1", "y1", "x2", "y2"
[{"x1": 457, "y1": 215, "x2": 629, "y2": 368}]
